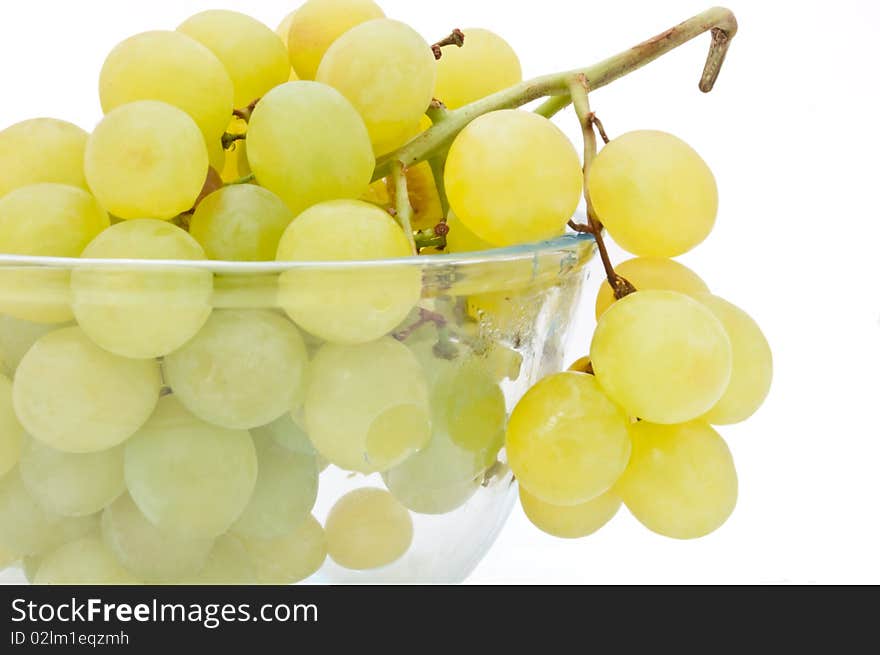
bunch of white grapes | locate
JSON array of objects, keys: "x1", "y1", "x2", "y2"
[{"x1": 0, "y1": 0, "x2": 766, "y2": 584}]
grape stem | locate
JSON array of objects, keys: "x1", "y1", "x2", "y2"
[
  {"x1": 414, "y1": 222, "x2": 449, "y2": 250},
  {"x1": 232, "y1": 98, "x2": 260, "y2": 122},
  {"x1": 391, "y1": 161, "x2": 418, "y2": 253},
  {"x1": 221, "y1": 132, "x2": 246, "y2": 150},
  {"x1": 374, "y1": 6, "x2": 737, "y2": 181},
  {"x1": 227, "y1": 173, "x2": 255, "y2": 186},
  {"x1": 431, "y1": 29, "x2": 465, "y2": 59},
  {"x1": 567, "y1": 75, "x2": 636, "y2": 301}
]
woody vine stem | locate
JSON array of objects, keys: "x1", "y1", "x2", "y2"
[{"x1": 381, "y1": 6, "x2": 737, "y2": 284}]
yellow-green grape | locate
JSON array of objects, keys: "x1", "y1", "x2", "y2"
[
  {"x1": 99, "y1": 30, "x2": 234, "y2": 143},
  {"x1": 445, "y1": 211, "x2": 493, "y2": 253},
  {"x1": 20, "y1": 440, "x2": 124, "y2": 517},
  {"x1": 595, "y1": 257, "x2": 709, "y2": 319},
  {"x1": 85, "y1": 101, "x2": 208, "y2": 220},
  {"x1": 70, "y1": 220, "x2": 213, "y2": 359},
  {"x1": 178, "y1": 10, "x2": 289, "y2": 109},
  {"x1": 22, "y1": 555, "x2": 41, "y2": 582},
  {"x1": 0, "y1": 118, "x2": 88, "y2": 199},
  {"x1": 0, "y1": 183, "x2": 110, "y2": 323},
  {"x1": 305, "y1": 339, "x2": 431, "y2": 473},
  {"x1": 33, "y1": 537, "x2": 141, "y2": 585},
  {"x1": 588, "y1": 130, "x2": 718, "y2": 257},
  {"x1": 165, "y1": 310, "x2": 308, "y2": 429},
  {"x1": 190, "y1": 185, "x2": 295, "y2": 261},
  {"x1": 615, "y1": 421, "x2": 738, "y2": 539},
  {"x1": 180, "y1": 536, "x2": 256, "y2": 585},
  {"x1": 247, "y1": 82, "x2": 374, "y2": 216},
  {"x1": 276, "y1": 200, "x2": 420, "y2": 344},
  {"x1": 568, "y1": 356, "x2": 592, "y2": 373},
  {"x1": 437, "y1": 359, "x2": 507, "y2": 459},
  {"x1": 101, "y1": 494, "x2": 213, "y2": 582},
  {"x1": 31, "y1": 513, "x2": 99, "y2": 565},
  {"x1": 0, "y1": 375, "x2": 23, "y2": 477},
  {"x1": 254, "y1": 413, "x2": 317, "y2": 459},
  {"x1": 317, "y1": 19, "x2": 437, "y2": 154},
  {"x1": 0, "y1": 316, "x2": 60, "y2": 374},
  {"x1": 208, "y1": 138, "x2": 226, "y2": 175},
  {"x1": 445, "y1": 110, "x2": 582, "y2": 247},
  {"x1": 0, "y1": 468, "x2": 65, "y2": 556},
  {"x1": 276, "y1": 11, "x2": 297, "y2": 47},
  {"x1": 697, "y1": 295, "x2": 773, "y2": 425},
  {"x1": 287, "y1": 0, "x2": 385, "y2": 81},
  {"x1": 506, "y1": 372, "x2": 631, "y2": 506},
  {"x1": 325, "y1": 488, "x2": 413, "y2": 570},
  {"x1": 435, "y1": 28, "x2": 522, "y2": 109},
  {"x1": 520, "y1": 487, "x2": 621, "y2": 539},
  {"x1": 13, "y1": 327, "x2": 160, "y2": 453},
  {"x1": 124, "y1": 396, "x2": 258, "y2": 539},
  {"x1": 242, "y1": 514, "x2": 326, "y2": 584},
  {"x1": 0, "y1": 545, "x2": 15, "y2": 569},
  {"x1": 231, "y1": 435, "x2": 318, "y2": 539},
  {"x1": 591, "y1": 290, "x2": 732, "y2": 425},
  {"x1": 382, "y1": 429, "x2": 481, "y2": 515}
]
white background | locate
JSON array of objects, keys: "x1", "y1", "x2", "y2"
[{"x1": 2, "y1": 0, "x2": 878, "y2": 584}]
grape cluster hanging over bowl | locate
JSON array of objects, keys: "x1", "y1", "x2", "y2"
[{"x1": 0, "y1": 1, "x2": 769, "y2": 585}]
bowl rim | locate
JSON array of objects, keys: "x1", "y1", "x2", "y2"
[{"x1": 0, "y1": 233, "x2": 595, "y2": 273}]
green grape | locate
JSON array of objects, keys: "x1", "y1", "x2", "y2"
[
  {"x1": 276, "y1": 200, "x2": 420, "y2": 344},
  {"x1": 588, "y1": 130, "x2": 718, "y2": 257},
  {"x1": 246, "y1": 81, "x2": 374, "y2": 216},
  {"x1": 0, "y1": 183, "x2": 110, "y2": 323},
  {"x1": 445, "y1": 110, "x2": 582, "y2": 247},
  {"x1": 445, "y1": 211, "x2": 493, "y2": 254},
  {"x1": 437, "y1": 359, "x2": 506, "y2": 459},
  {"x1": 231, "y1": 434, "x2": 318, "y2": 539},
  {"x1": 71, "y1": 220, "x2": 213, "y2": 359},
  {"x1": 33, "y1": 536, "x2": 141, "y2": 585},
  {"x1": 242, "y1": 513, "x2": 326, "y2": 584},
  {"x1": 435, "y1": 28, "x2": 522, "y2": 109},
  {"x1": 317, "y1": 19, "x2": 437, "y2": 154},
  {"x1": 0, "y1": 468, "x2": 68, "y2": 556},
  {"x1": 22, "y1": 555, "x2": 40, "y2": 582},
  {"x1": 85, "y1": 101, "x2": 208, "y2": 220},
  {"x1": 519, "y1": 487, "x2": 620, "y2": 539},
  {"x1": 697, "y1": 295, "x2": 773, "y2": 425},
  {"x1": 99, "y1": 30, "x2": 234, "y2": 143},
  {"x1": 101, "y1": 494, "x2": 213, "y2": 582},
  {"x1": 165, "y1": 310, "x2": 308, "y2": 429},
  {"x1": 124, "y1": 396, "x2": 258, "y2": 539},
  {"x1": 326, "y1": 488, "x2": 413, "y2": 570},
  {"x1": 178, "y1": 10, "x2": 289, "y2": 109},
  {"x1": 0, "y1": 315, "x2": 60, "y2": 373},
  {"x1": 305, "y1": 338, "x2": 431, "y2": 473},
  {"x1": 254, "y1": 413, "x2": 317, "y2": 458},
  {"x1": 382, "y1": 430, "x2": 481, "y2": 515},
  {"x1": 190, "y1": 184, "x2": 295, "y2": 261},
  {"x1": 0, "y1": 544, "x2": 15, "y2": 569},
  {"x1": 0, "y1": 375, "x2": 23, "y2": 477},
  {"x1": 20, "y1": 440, "x2": 124, "y2": 517},
  {"x1": 595, "y1": 257, "x2": 709, "y2": 319},
  {"x1": 0, "y1": 118, "x2": 88, "y2": 199},
  {"x1": 506, "y1": 372, "x2": 631, "y2": 506},
  {"x1": 615, "y1": 421, "x2": 737, "y2": 539},
  {"x1": 179, "y1": 535, "x2": 256, "y2": 585},
  {"x1": 276, "y1": 11, "x2": 298, "y2": 48},
  {"x1": 287, "y1": 0, "x2": 385, "y2": 81},
  {"x1": 591, "y1": 290, "x2": 732, "y2": 425},
  {"x1": 13, "y1": 327, "x2": 161, "y2": 453}
]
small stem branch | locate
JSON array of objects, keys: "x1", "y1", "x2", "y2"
[
  {"x1": 393, "y1": 307, "x2": 448, "y2": 341},
  {"x1": 534, "y1": 95, "x2": 572, "y2": 119},
  {"x1": 592, "y1": 114, "x2": 610, "y2": 144},
  {"x1": 426, "y1": 99, "x2": 451, "y2": 124},
  {"x1": 568, "y1": 75, "x2": 636, "y2": 301},
  {"x1": 232, "y1": 98, "x2": 260, "y2": 122},
  {"x1": 391, "y1": 161, "x2": 417, "y2": 253},
  {"x1": 374, "y1": 7, "x2": 737, "y2": 181},
  {"x1": 227, "y1": 173, "x2": 255, "y2": 186},
  {"x1": 428, "y1": 154, "x2": 450, "y2": 218},
  {"x1": 222, "y1": 132, "x2": 246, "y2": 150},
  {"x1": 432, "y1": 29, "x2": 465, "y2": 59},
  {"x1": 414, "y1": 222, "x2": 449, "y2": 251}
]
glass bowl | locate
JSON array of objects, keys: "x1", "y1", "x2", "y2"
[{"x1": 0, "y1": 232, "x2": 595, "y2": 585}]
